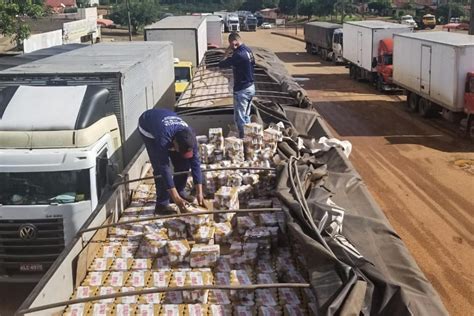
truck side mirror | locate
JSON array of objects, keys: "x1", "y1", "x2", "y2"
[
  {"x1": 372, "y1": 57, "x2": 378, "y2": 68},
  {"x1": 106, "y1": 163, "x2": 119, "y2": 186}
]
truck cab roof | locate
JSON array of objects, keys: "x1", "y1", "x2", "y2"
[{"x1": 0, "y1": 85, "x2": 112, "y2": 131}]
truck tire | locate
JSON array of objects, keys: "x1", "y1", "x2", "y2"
[
  {"x1": 376, "y1": 76, "x2": 384, "y2": 92},
  {"x1": 349, "y1": 65, "x2": 356, "y2": 79},
  {"x1": 418, "y1": 98, "x2": 434, "y2": 118},
  {"x1": 407, "y1": 92, "x2": 419, "y2": 112},
  {"x1": 332, "y1": 53, "x2": 336, "y2": 64}
]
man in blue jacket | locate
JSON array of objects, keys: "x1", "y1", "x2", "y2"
[
  {"x1": 138, "y1": 109, "x2": 204, "y2": 214},
  {"x1": 219, "y1": 32, "x2": 255, "y2": 138}
]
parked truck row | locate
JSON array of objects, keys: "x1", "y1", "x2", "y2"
[{"x1": 304, "y1": 20, "x2": 474, "y2": 135}]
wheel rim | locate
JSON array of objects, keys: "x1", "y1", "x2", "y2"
[{"x1": 408, "y1": 93, "x2": 418, "y2": 111}]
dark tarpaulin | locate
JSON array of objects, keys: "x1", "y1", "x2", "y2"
[{"x1": 252, "y1": 93, "x2": 447, "y2": 314}]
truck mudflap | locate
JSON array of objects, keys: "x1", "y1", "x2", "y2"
[{"x1": 19, "y1": 50, "x2": 447, "y2": 316}]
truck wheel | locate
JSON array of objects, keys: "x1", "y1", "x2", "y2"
[
  {"x1": 349, "y1": 66, "x2": 355, "y2": 79},
  {"x1": 407, "y1": 92, "x2": 419, "y2": 112},
  {"x1": 376, "y1": 76, "x2": 384, "y2": 92},
  {"x1": 332, "y1": 53, "x2": 336, "y2": 64},
  {"x1": 418, "y1": 98, "x2": 434, "y2": 118}
]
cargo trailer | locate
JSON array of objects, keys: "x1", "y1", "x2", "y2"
[
  {"x1": 393, "y1": 32, "x2": 474, "y2": 132},
  {"x1": 304, "y1": 22, "x2": 343, "y2": 62},
  {"x1": 343, "y1": 20, "x2": 412, "y2": 87},
  {"x1": 206, "y1": 15, "x2": 223, "y2": 48},
  {"x1": 16, "y1": 49, "x2": 447, "y2": 316},
  {"x1": 145, "y1": 16, "x2": 207, "y2": 67},
  {"x1": 0, "y1": 42, "x2": 175, "y2": 282}
]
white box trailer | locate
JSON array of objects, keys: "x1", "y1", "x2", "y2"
[
  {"x1": 206, "y1": 15, "x2": 223, "y2": 48},
  {"x1": 145, "y1": 16, "x2": 207, "y2": 67},
  {"x1": 343, "y1": 21, "x2": 412, "y2": 72},
  {"x1": 393, "y1": 32, "x2": 474, "y2": 113}
]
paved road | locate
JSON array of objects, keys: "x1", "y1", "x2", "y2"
[{"x1": 241, "y1": 29, "x2": 473, "y2": 316}]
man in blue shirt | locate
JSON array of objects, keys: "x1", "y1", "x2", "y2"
[
  {"x1": 138, "y1": 109, "x2": 204, "y2": 214},
  {"x1": 219, "y1": 32, "x2": 255, "y2": 138}
]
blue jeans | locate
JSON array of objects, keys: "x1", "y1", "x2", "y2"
[
  {"x1": 140, "y1": 134, "x2": 190, "y2": 206},
  {"x1": 234, "y1": 84, "x2": 255, "y2": 138}
]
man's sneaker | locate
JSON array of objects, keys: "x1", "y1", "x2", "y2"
[
  {"x1": 179, "y1": 192, "x2": 195, "y2": 203},
  {"x1": 155, "y1": 204, "x2": 176, "y2": 215}
]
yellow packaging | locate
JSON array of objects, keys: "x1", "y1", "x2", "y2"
[
  {"x1": 162, "y1": 271, "x2": 186, "y2": 304},
  {"x1": 138, "y1": 288, "x2": 162, "y2": 304},
  {"x1": 125, "y1": 271, "x2": 151, "y2": 287},
  {"x1": 167, "y1": 240, "x2": 191, "y2": 267},
  {"x1": 72, "y1": 286, "x2": 97, "y2": 299},
  {"x1": 111, "y1": 258, "x2": 133, "y2": 271},
  {"x1": 208, "y1": 289, "x2": 231, "y2": 305},
  {"x1": 89, "y1": 258, "x2": 114, "y2": 271},
  {"x1": 256, "y1": 261, "x2": 274, "y2": 274},
  {"x1": 160, "y1": 304, "x2": 184, "y2": 315},
  {"x1": 132, "y1": 259, "x2": 153, "y2": 270},
  {"x1": 148, "y1": 271, "x2": 171, "y2": 288},
  {"x1": 97, "y1": 286, "x2": 117, "y2": 304},
  {"x1": 185, "y1": 304, "x2": 209, "y2": 316},
  {"x1": 192, "y1": 225, "x2": 215, "y2": 244},
  {"x1": 230, "y1": 270, "x2": 254, "y2": 305},
  {"x1": 118, "y1": 244, "x2": 139, "y2": 258},
  {"x1": 136, "y1": 304, "x2": 161, "y2": 316},
  {"x1": 234, "y1": 216, "x2": 257, "y2": 234},
  {"x1": 82, "y1": 271, "x2": 108, "y2": 287},
  {"x1": 63, "y1": 303, "x2": 91, "y2": 316},
  {"x1": 116, "y1": 287, "x2": 140, "y2": 304},
  {"x1": 209, "y1": 304, "x2": 232, "y2": 316},
  {"x1": 183, "y1": 271, "x2": 213, "y2": 303},
  {"x1": 114, "y1": 304, "x2": 136, "y2": 316},
  {"x1": 213, "y1": 222, "x2": 233, "y2": 244},
  {"x1": 97, "y1": 245, "x2": 119, "y2": 258},
  {"x1": 90, "y1": 303, "x2": 114, "y2": 316},
  {"x1": 190, "y1": 244, "x2": 220, "y2": 268},
  {"x1": 164, "y1": 219, "x2": 187, "y2": 239}
]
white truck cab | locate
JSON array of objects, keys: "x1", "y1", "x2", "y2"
[{"x1": 0, "y1": 85, "x2": 120, "y2": 281}]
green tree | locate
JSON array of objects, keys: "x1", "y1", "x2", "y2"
[
  {"x1": 279, "y1": 0, "x2": 296, "y2": 15},
  {"x1": 109, "y1": 1, "x2": 160, "y2": 34},
  {"x1": 0, "y1": 0, "x2": 44, "y2": 49},
  {"x1": 299, "y1": 0, "x2": 315, "y2": 20},
  {"x1": 368, "y1": 0, "x2": 390, "y2": 16},
  {"x1": 436, "y1": 2, "x2": 465, "y2": 21},
  {"x1": 334, "y1": 0, "x2": 356, "y2": 23}
]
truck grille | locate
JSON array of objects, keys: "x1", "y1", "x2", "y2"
[{"x1": 0, "y1": 218, "x2": 65, "y2": 275}]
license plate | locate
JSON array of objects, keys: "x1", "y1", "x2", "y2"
[{"x1": 20, "y1": 263, "x2": 44, "y2": 272}]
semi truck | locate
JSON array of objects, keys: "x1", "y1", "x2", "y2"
[
  {"x1": 393, "y1": 32, "x2": 474, "y2": 133},
  {"x1": 219, "y1": 12, "x2": 240, "y2": 32},
  {"x1": 0, "y1": 42, "x2": 175, "y2": 283},
  {"x1": 15, "y1": 49, "x2": 448, "y2": 316},
  {"x1": 144, "y1": 16, "x2": 208, "y2": 68},
  {"x1": 237, "y1": 11, "x2": 257, "y2": 32},
  {"x1": 343, "y1": 20, "x2": 413, "y2": 90},
  {"x1": 304, "y1": 22, "x2": 343, "y2": 63}
]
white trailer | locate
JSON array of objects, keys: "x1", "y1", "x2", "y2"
[
  {"x1": 393, "y1": 32, "x2": 474, "y2": 120},
  {"x1": 343, "y1": 21, "x2": 412, "y2": 82},
  {"x1": 145, "y1": 16, "x2": 207, "y2": 67},
  {"x1": 206, "y1": 15, "x2": 223, "y2": 48}
]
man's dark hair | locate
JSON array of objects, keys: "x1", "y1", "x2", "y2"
[
  {"x1": 228, "y1": 32, "x2": 241, "y2": 42},
  {"x1": 174, "y1": 129, "x2": 195, "y2": 154}
]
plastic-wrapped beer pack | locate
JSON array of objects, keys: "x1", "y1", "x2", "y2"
[{"x1": 63, "y1": 124, "x2": 317, "y2": 316}]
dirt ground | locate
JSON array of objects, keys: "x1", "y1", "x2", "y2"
[{"x1": 241, "y1": 29, "x2": 473, "y2": 316}]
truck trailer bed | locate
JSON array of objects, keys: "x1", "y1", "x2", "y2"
[{"x1": 18, "y1": 49, "x2": 447, "y2": 316}]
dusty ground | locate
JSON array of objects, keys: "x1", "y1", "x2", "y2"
[{"x1": 241, "y1": 29, "x2": 473, "y2": 316}]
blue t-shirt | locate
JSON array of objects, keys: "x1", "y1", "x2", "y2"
[
  {"x1": 138, "y1": 109, "x2": 202, "y2": 189},
  {"x1": 219, "y1": 44, "x2": 255, "y2": 92}
]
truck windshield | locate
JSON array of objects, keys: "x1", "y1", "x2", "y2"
[
  {"x1": 0, "y1": 170, "x2": 91, "y2": 205},
  {"x1": 384, "y1": 54, "x2": 393, "y2": 65},
  {"x1": 469, "y1": 76, "x2": 474, "y2": 93},
  {"x1": 175, "y1": 67, "x2": 191, "y2": 82}
]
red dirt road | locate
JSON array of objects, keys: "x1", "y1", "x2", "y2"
[{"x1": 242, "y1": 29, "x2": 473, "y2": 315}]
